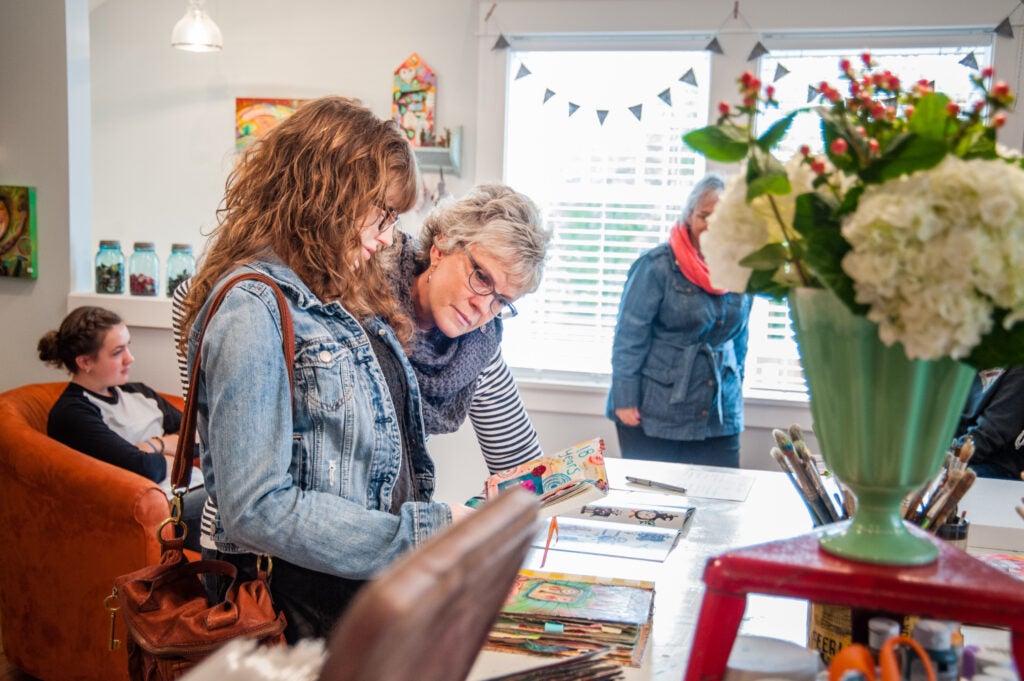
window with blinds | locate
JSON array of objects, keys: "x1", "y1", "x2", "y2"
[
  {"x1": 502, "y1": 50, "x2": 710, "y2": 376},
  {"x1": 500, "y1": 41, "x2": 993, "y2": 396}
]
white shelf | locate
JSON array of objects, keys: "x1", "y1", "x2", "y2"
[
  {"x1": 413, "y1": 126, "x2": 462, "y2": 176},
  {"x1": 67, "y1": 292, "x2": 173, "y2": 329}
]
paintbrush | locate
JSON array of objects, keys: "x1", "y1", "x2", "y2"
[
  {"x1": 772, "y1": 446, "x2": 829, "y2": 526},
  {"x1": 773, "y1": 439, "x2": 833, "y2": 526},
  {"x1": 923, "y1": 469, "x2": 976, "y2": 530},
  {"x1": 788, "y1": 424, "x2": 842, "y2": 522},
  {"x1": 905, "y1": 453, "x2": 952, "y2": 523}
]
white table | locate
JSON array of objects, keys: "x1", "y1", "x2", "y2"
[{"x1": 467, "y1": 458, "x2": 817, "y2": 680}]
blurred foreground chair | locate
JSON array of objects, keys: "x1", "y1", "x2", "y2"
[{"x1": 320, "y1": 487, "x2": 539, "y2": 681}]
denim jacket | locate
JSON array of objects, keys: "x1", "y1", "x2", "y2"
[
  {"x1": 607, "y1": 243, "x2": 752, "y2": 441},
  {"x1": 187, "y1": 256, "x2": 451, "y2": 580}
]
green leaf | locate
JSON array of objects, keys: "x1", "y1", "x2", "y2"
[
  {"x1": 791, "y1": 193, "x2": 863, "y2": 312},
  {"x1": 745, "y1": 268, "x2": 791, "y2": 299},
  {"x1": 683, "y1": 125, "x2": 749, "y2": 163},
  {"x1": 756, "y1": 112, "x2": 798, "y2": 151},
  {"x1": 860, "y1": 133, "x2": 947, "y2": 184},
  {"x1": 965, "y1": 312, "x2": 1024, "y2": 369},
  {"x1": 745, "y1": 149, "x2": 791, "y2": 201},
  {"x1": 907, "y1": 93, "x2": 951, "y2": 141},
  {"x1": 738, "y1": 242, "x2": 789, "y2": 270}
]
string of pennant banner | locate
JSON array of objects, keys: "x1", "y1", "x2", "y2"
[{"x1": 487, "y1": 3, "x2": 1017, "y2": 127}]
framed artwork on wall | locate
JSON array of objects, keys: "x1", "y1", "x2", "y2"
[
  {"x1": 0, "y1": 185, "x2": 38, "y2": 279},
  {"x1": 235, "y1": 98, "x2": 308, "y2": 152}
]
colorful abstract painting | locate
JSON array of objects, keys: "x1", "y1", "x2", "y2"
[
  {"x1": 235, "y1": 98, "x2": 307, "y2": 152},
  {"x1": 0, "y1": 185, "x2": 38, "y2": 279},
  {"x1": 392, "y1": 53, "x2": 436, "y2": 146}
]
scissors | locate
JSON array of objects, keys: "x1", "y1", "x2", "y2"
[{"x1": 828, "y1": 634, "x2": 937, "y2": 681}]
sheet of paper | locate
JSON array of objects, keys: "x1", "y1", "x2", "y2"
[
  {"x1": 159, "y1": 465, "x2": 205, "y2": 499},
  {"x1": 532, "y1": 517, "x2": 680, "y2": 562},
  {"x1": 623, "y1": 466, "x2": 755, "y2": 502}
]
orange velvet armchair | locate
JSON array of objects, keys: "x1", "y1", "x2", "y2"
[{"x1": 0, "y1": 382, "x2": 185, "y2": 681}]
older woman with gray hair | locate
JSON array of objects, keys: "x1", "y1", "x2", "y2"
[
  {"x1": 607, "y1": 173, "x2": 752, "y2": 467},
  {"x1": 389, "y1": 183, "x2": 551, "y2": 472}
]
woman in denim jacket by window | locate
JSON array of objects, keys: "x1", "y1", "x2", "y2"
[
  {"x1": 177, "y1": 97, "x2": 473, "y2": 641},
  {"x1": 607, "y1": 174, "x2": 752, "y2": 467}
]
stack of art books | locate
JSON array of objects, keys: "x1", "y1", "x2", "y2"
[{"x1": 486, "y1": 569, "x2": 655, "y2": 667}]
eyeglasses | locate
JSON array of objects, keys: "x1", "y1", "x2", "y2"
[
  {"x1": 462, "y1": 246, "x2": 518, "y2": 320},
  {"x1": 375, "y1": 205, "x2": 400, "y2": 233}
]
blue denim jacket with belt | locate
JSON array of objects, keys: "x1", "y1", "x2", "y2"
[
  {"x1": 606, "y1": 243, "x2": 752, "y2": 441},
  {"x1": 187, "y1": 256, "x2": 451, "y2": 580}
]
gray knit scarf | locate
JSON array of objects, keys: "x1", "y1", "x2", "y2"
[{"x1": 390, "y1": 233, "x2": 502, "y2": 435}]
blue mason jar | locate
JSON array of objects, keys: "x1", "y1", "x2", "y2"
[
  {"x1": 94, "y1": 240, "x2": 125, "y2": 294},
  {"x1": 166, "y1": 243, "x2": 195, "y2": 298},
  {"x1": 129, "y1": 242, "x2": 159, "y2": 296}
]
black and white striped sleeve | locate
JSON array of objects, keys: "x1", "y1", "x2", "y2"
[
  {"x1": 468, "y1": 350, "x2": 543, "y2": 473},
  {"x1": 171, "y1": 277, "x2": 192, "y2": 399}
]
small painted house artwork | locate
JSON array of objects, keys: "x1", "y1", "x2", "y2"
[
  {"x1": 235, "y1": 98, "x2": 307, "y2": 153},
  {"x1": 393, "y1": 53, "x2": 437, "y2": 147},
  {"x1": 0, "y1": 185, "x2": 38, "y2": 279}
]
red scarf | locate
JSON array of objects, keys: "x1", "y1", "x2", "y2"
[{"x1": 669, "y1": 222, "x2": 726, "y2": 295}]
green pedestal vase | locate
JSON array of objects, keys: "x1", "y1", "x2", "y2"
[{"x1": 788, "y1": 287, "x2": 975, "y2": 566}]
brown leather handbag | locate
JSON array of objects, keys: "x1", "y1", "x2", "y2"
[{"x1": 108, "y1": 272, "x2": 292, "y2": 680}]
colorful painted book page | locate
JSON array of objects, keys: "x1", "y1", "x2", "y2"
[
  {"x1": 486, "y1": 438, "x2": 608, "y2": 518},
  {"x1": 570, "y1": 490, "x2": 696, "y2": 531},
  {"x1": 531, "y1": 517, "x2": 680, "y2": 562},
  {"x1": 486, "y1": 569, "x2": 654, "y2": 667},
  {"x1": 0, "y1": 185, "x2": 37, "y2": 279}
]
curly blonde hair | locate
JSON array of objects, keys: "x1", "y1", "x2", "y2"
[{"x1": 179, "y1": 96, "x2": 419, "y2": 349}]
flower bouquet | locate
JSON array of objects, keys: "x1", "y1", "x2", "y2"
[{"x1": 684, "y1": 56, "x2": 1024, "y2": 564}]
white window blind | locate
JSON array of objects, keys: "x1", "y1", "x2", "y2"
[{"x1": 502, "y1": 50, "x2": 710, "y2": 376}]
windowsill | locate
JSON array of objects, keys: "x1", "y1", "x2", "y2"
[{"x1": 67, "y1": 292, "x2": 173, "y2": 329}]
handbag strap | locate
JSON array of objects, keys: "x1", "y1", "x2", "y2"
[{"x1": 170, "y1": 272, "x2": 295, "y2": 492}]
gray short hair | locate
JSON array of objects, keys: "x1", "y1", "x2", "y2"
[
  {"x1": 417, "y1": 184, "x2": 551, "y2": 294},
  {"x1": 681, "y1": 173, "x2": 725, "y2": 225}
]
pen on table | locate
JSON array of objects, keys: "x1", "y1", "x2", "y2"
[{"x1": 625, "y1": 476, "x2": 687, "y2": 495}]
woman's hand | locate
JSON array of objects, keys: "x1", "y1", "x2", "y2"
[
  {"x1": 615, "y1": 407, "x2": 642, "y2": 427},
  {"x1": 449, "y1": 503, "x2": 477, "y2": 524},
  {"x1": 161, "y1": 433, "x2": 181, "y2": 454}
]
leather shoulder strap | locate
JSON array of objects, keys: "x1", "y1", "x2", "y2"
[{"x1": 171, "y1": 272, "x2": 295, "y2": 491}]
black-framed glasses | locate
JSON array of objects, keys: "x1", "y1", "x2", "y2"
[
  {"x1": 375, "y1": 205, "x2": 400, "y2": 233},
  {"x1": 462, "y1": 245, "x2": 518, "y2": 320}
]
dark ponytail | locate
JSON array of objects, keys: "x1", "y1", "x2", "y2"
[{"x1": 38, "y1": 306, "x2": 123, "y2": 374}]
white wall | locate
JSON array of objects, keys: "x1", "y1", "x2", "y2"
[{"x1": 3, "y1": 0, "x2": 1021, "y2": 501}]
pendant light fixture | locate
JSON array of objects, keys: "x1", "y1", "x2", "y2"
[{"x1": 171, "y1": 0, "x2": 223, "y2": 53}]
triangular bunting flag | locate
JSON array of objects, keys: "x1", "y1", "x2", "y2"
[
  {"x1": 543, "y1": 88, "x2": 556, "y2": 103},
  {"x1": 515, "y1": 64, "x2": 532, "y2": 80},
  {"x1": 995, "y1": 16, "x2": 1014, "y2": 38},
  {"x1": 492, "y1": 34, "x2": 511, "y2": 50},
  {"x1": 679, "y1": 68, "x2": 698, "y2": 86},
  {"x1": 929, "y1": 80, "x2": 936, "y2": 90},
  {"x1": 884, "y1": 96, "x2": 898, "y2": 108},
  {"x1": 629, "y1": 104, "x2": 643, "y2": 121},
  {"x1": 704, "y1": 38, "x2": 724, "y2": 55},
  {"x1": 568, "y1": 102, "x2": 580, "y2": 117},
  {"x1": 807, "y1": 85, "x2": 819, "y2": 103},
  {"x1": 773, "y1": 63, "x2": 790, "y2": 82},
  {"x1": 596, "y1": 110, "x2": 609, "y2": 125},
  {"x1": 958, "y1": 51, "x2": 979, "y2": 70},
  {"x1": 658, "y1": 88, "x2": 672, "y2": 106},
  {"x1": 747, "y1": 41, "x2": 769, "y2": 61}
]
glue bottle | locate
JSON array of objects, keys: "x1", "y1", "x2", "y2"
[{"x1": 906, "y1": 619, "x2": 958, "y2": 681}]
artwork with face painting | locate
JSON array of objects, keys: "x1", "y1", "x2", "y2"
[{"x1": 392, "y1": 52, "x2": 436, "y2": 146}]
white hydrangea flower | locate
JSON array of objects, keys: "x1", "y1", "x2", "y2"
[
  {"x1": 840, "y1": 156, "x2": 1024, "y2": 360},
  {"x1": 702, "y1": 154, "x2": 831, "y2": 292}
]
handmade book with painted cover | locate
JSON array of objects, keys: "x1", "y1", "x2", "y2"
[
  {"x1": 485, "y1": 437, "x2": 608, "y2": 518},
  {"x1": 486, "y1": 569, "x2": 655, "y2": 667}
]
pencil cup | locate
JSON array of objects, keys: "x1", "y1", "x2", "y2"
[{"x1": 936, "y1": 518, "x2": 969, "y2": 551}]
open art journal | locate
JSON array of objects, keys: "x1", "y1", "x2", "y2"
[
  {"x1": 486, "y1": 569, "x2": 655, "y2": 667},
  {"x1": 485, "y1": 438, "x2": 609, "y2": 518}
]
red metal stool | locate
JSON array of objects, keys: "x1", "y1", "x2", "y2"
[{"x1": 684, "y1": 523, "x2": 1024, "y2": 681}]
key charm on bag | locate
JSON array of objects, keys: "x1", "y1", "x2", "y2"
[{"x1": 107, "y1": 272, "x2": 294, "y2": 680}]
